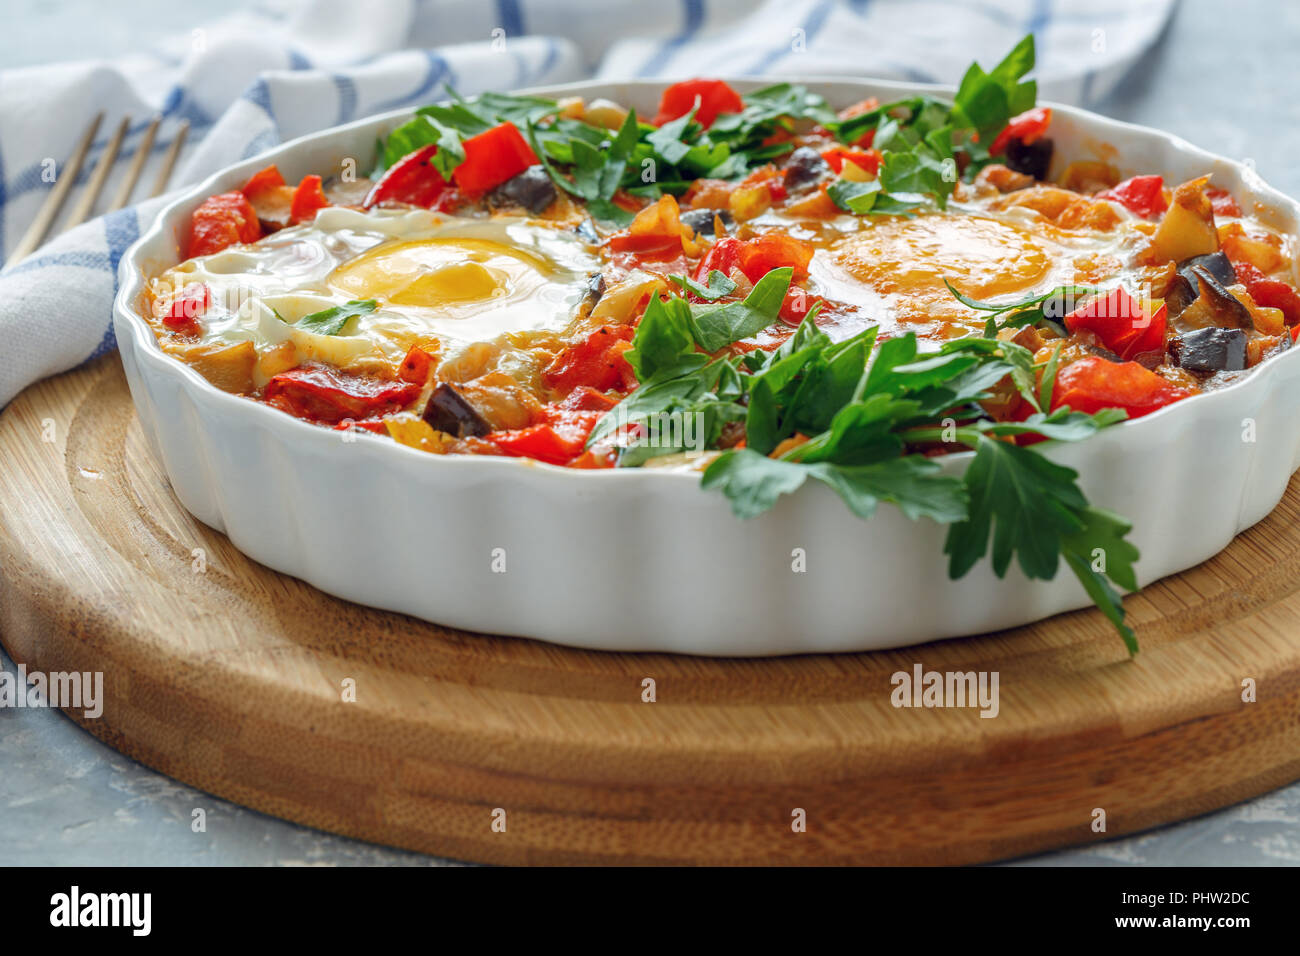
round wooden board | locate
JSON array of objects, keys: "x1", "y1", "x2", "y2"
[{"x1": 2, "y1": 356, "x2": 1300, "y2": 866}]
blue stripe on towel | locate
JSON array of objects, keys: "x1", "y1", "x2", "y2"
[
  {"x1": 745, "y1": 0, "x2": 836, "y2": 75},
  {"x1": 495, "y1": 0, "x2": 526, "y2": 36},
  {"x1": 635, "y1": 0, "x2": 706, "y2": 78},
  {"x1": 332, "y1": 74, "x2": 359, "y2": 125}
]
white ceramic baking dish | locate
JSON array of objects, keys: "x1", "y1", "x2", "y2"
[{"x1": 113, "y1": 77, "x2": 1300, "y2": 656}]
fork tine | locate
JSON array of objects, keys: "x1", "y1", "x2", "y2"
[
  {"x1": 149, "y1": 119, "x2": 189, "y2": 198},
  {"x1": 63, "y1": 115, "x2": 130, "y2": 230},
  {"x1": 4, "y1": 112, "x2": 103, "y2": 268},
  {"x1": 107, "y1": 114, "x2": 161, "y2": 212}
]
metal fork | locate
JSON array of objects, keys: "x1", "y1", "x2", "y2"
[{"x1": 5, "y1": 114, "x2": 189, "y2": 268}]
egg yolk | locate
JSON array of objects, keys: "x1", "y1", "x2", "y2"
[
  {"x1": 832, "y1": 214, "x2": 1054, "y2": 326},
  {"x1": 327, "y1": 237, "x2": 555, "y2": 314}
]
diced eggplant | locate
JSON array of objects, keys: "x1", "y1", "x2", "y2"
[
  {"x1": 422, "y1": 382, "x2": 492, "y2": 438},
  {"x1": 1174, "y1": 265, "x2": 1253, "y2": 330},
  {"x1": 1179, "y1": 250, "x2": 1236, "y2": 288},
  {"x1": 1005, "y1": 136, "x2": 1053, "y2": 181},
  {"x1": 488, "y1": 165, "x2": 557, "y2": 215},
  {"x1": 577, "y1": 272, "x2": 606, "y2": 318},
  {"x1": 1167, "y1": 251, "x2": 1244, "y2": 318},
  {"x1": 782, "y1": 146, "x2": 831, "y2": 191},
  {"x1": 679, "y1": 207, "x2": 734, "y2": 238},
  {"x1": 1169, "y1": 327, "x2": 1247, "y2": 372},
  {"x1": 1084, "y1": 342, "x2": 1123, "y2": 364},
  {"x1": 573, "y1": 219, "x2": 600, "y2": 243}
]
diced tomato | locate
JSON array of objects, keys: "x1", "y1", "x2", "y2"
[
  {"x1": 488, "y1": 408, "x2": 604, "y2": 466},
  {"x1": 779, "y1": 287, "x2": 824, "y2": 325},
  {"x1": 1050, "y1": 356, "x2": 1192, "y2": 420},
  {"x1": 652, "y1": 78, "x2": 744, "y2": 129},
  {"x1": 365, "y1": 143, "x2": 452, "y2": 209},
  {"x1": 1096, "y1": 175, "x2": 1168, "y2": 220},
  {"x1": 454, "y1": 122, "x2": 539, "y2": 198},
  {"x1": 264, "y1": 364, "x2": 420, "y2": 424},
  {"x1": 1207, "y1": 187, "x2": 1242, "y2": 218},
  {"x1": 289, "y1": 174, "x2": 329, "y2": 224},
  {"x1": 397, "y1": 345, "x2": 435, "y2": 384},
  {"x1": 162, "y1": 282, "x2": 211, "y2": 333},
  {"x1": 558, "y1": 385, "x2": 620, "y2": 412},
  {"x1": 989, "y1": 107, "x2": 1052, "y2": 156},
  {"x1": 693, "y1": 236, "x2": 745, "y2": 283},
  {"x1": 1064, "y1": 287, "x2": 1167, "y2": 361},
  {"x1": 1234, "y1": 261, "x2": 1300, "y2": 325},
  {"x1": 821, "y1": 147, "x2": 881, "y2": 176},
  {"x1": 241, "y1": 164, "x2": 287, "y2": 200},
  {"x1": 736, "y1": 233, "x2": 814, "y2": 284},
  {"x1": 542, "y1": 325, "x2": 637, "y2": 393},
  {"x1": 188, "y1": 191, "x2": 261, "y2": 257}
]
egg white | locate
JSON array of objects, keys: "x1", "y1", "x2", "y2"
[{"x1": 152, "y1": 206, "x2": 602, "y2": 371}]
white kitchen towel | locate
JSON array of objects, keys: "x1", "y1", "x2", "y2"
[{"x1": 0, "y1": 0, "x2": 1174, "y2": 407}]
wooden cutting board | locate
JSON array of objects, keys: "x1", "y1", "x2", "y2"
[{"x1": 3, "y1": 355, "x2": 1299, "y2": 866}]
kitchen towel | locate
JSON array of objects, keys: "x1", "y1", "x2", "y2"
[{"x1": 0, "y1": 0, "x2": 1174, "y2": 406}]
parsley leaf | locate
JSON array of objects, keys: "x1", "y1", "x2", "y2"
[
  {"x1": 702, "y1": 449, "x2": 967, "y2": 523},
  {"x1": 295, "y1": 299, "x2": 376, "y2": 336},
  {"x1": 669, "y1": 270, "x2": 737, "y2": 301},
  {"x1": 690, "y1": 267, "x2": 792, "y2": 352}
]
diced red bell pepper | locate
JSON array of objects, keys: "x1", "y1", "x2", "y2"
[
  {"x1": 162, "y1": 282, "x2": 211, "y2": 333},
  {"x1": 241, "y1": 164, "x2": 287, "y2": 200},
  {"x1": 1050, "y1": 355, "x2": 1192, "y2": 420},
  {"x1": 608, "y1": 194, "x2": 693, "y2": 261},
  {"x1": 264, "y1": 364, "x2": 420, "y2": 424},
  {"x1": 397, "y1": 344, "x2": 435, "y2": 384},
  {"x1": 989, "y1": 106, "x2": 1052, "y2": 156},
  {"x1": 1233, "y1": 261, "x2": 1300, "y2": 326},
  {"x1": 1004, "y1": 396, "x2": 1048, "y2": 446},
  {"x1": 1096, "y1": 175, "x2": 1168, "y2": 220},
  {"x1": 488, "y1": 408, "x2": 605, "y2": 466},
  {"x1": 820, "y1": 147, "x2": 881, "y2": 176},
  {"x1": 567, "y1": 446, "x2": 618, "y2": 469},
  {"x1": 454, "y1": 123, "x2": 539, "y2": 198},
  {"x1": 606, "y1": 233, "x2": 683, "y2": 258},
  {"x1": 331, "y1": 418, "x2": 387, "y2": 434},
  {"x1": 188, "y1": 191, "x2": 262, "y2": 257},
  {"x1": 736, "y1": 233, "x2": 814, "y2": 284},
  {"x1": 289, "y1": 174, "x2": 329, "y2": 224},
  {"x1": 365, "y1": 143, "x2": 452, "y2": 209},
  {"x1": 1064, "y1": 287, "x2": 1167, "y2": 361},
  {"x1": 652, "y1": 78, "x2": 745, "y2": 129},
  {"x1": 541, "y1": 325, "x2": 637, "y2": 393},
  {"x1": 1207, "y1": 187, "x2": 1242, "y2": 218},
  {"x1": 557, "y1": 385, "x2": 620, "y2": 412}
]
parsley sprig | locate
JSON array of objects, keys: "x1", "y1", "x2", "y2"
[
  {"x1": 943, "y1": 280, "x2": 1099, "y2": 337},
  {"x1": 825, "y1": 34, "x2": 1038, "y2": 217},
  {"x1": 593, "y1": 272, "x2": 1140, "y2": 653}
]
